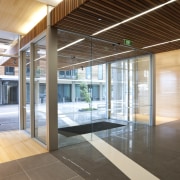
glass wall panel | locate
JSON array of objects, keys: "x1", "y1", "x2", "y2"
[
  {"x1": 111, "y1": 60, "x2": 128, "y2": 121},
  {"x1": 0, "y1": 66, "x2": 19, "y2": 131},
  {"x1": 34, "y1": 37, "x2": 47, "y2": 144},
  {"x1": 57, "y1": 30, "x2": 112, "y2": 147},
  {"x1": 111, "y1": 55, "x2": 151, "y2": 124},
  {"x1": 57, "y1": 30, "x2": 92, "y2": 147},
  {"x1": 56, "y1": 30, "x2": 151, "y2": 147},
  {"x1": 24, "y1": 48, "x2": 31, "y2": 133}
]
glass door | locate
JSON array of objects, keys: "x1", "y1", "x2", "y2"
[
  {"x1": 57, "y1": 30, "x2": 109, "y2": 147},
  {"x1": 34, "y1": 37, "x2": 47, "y2": 144}
]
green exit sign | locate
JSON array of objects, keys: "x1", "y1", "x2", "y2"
[{"x1": 123, "y1": 39, "x2": 132, "y2": 46}]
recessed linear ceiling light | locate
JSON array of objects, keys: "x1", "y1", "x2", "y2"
[
  {"x1": 57, "y1": 38, "x2": 85, "y2": 52},
  {"x1": 142, "y1": 38, "x2": 180, "y2": 49},
  {"x1": 34, "y1": 55, "x2": 46, "y2": 62},
  {"x1": 57, "y1": 0, "x2": 176, "y2": 53},
  {"x1": 92, "y1": 0, "x2": 176, "y2": 36},
  {"x1": 59, "y1": 50, "x2": 134, "y2": 70}
]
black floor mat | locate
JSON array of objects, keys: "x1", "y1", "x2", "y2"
[{"x1": 58, "y1": 121, "x2": 125, "y2": 137}]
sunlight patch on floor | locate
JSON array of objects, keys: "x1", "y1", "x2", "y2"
[{"x1": 0, "y1": 130, "x2": 47, "y2": 163}]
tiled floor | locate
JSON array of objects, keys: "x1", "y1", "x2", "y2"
[
  {"x1": 1, "y1": 120, "x2": 180, "y2": 179},
  {"x1": 0, "y1": 153, "x2": 84, "y2": 180},
  {"x1": 52, "y1": 120, "x2": 180, "y2": 180},
  {"x1": 0, "y1": 131, "x2": 84, "y2": 180}
]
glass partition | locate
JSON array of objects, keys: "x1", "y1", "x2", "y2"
[
  {"x1": 111, "y1": 55, "x2": 151, "y2": 124},
  {"x1": 56, "y1": 30, "x2": 151, "y2": 147},
  {"x1": 34, "y1": 37, "x2": 47, "y2": 144},
  {"x1": 19, "y1": 28, "x2": 152, "y2": 149},
  {"x1": 24, "y1": 48, "x2": 31, "y2": 133},
  {"x1": 57, "y1": 30, "x2": 93, "y2": 147}
]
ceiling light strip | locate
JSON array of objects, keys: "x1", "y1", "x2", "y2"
[
  {"x1": 59, "y1": 50, "x2": 134, "y2": 69},
  {"x1": 92, "y1": 0, "x2": 176, "y2": 36},
  {"x1": 142, "y1": 38, "x2": 180, "y2": 49},
  {"x1": 57, "y1": 38, "x2": 85, "y2": 52},
  {"x1": 34, "y1": 55, "x2": 46, "y2": 62},
  {"x1": 57, "y1": 1, "x2": 176, "y2": 53}
]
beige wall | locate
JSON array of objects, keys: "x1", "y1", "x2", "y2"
[
  {"x1": 14, "y1": 67, "x2": 19, "y2": 76},
  {"x1": 0, "y1": 66, "x2": 4, "y2": 75},
  {"x1": 156, "y1": 49, "x2": 180, "y2": 119}
]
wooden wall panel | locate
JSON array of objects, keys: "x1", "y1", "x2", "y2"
[
  {"x1": 51, "y1": 0, "x2": 88, "y2": 27},
  {"x1": 1, "y1": 57, "x2": 18, "y2": 67},
  {"x1": 20, "y1": 17, "x2": 47, "y2": 48},
  {"x1": 156, "y1": 49, "x2": 180, "y2": 119}
]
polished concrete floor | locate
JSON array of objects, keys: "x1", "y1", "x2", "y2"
[
  {"x1": 0, "y1": 153, "x2": 84, "y2": 180},
  {"x1": 0, "y1": 120, "x2": 180, "y2": 179},
  {"x1": 52, "y1": 120, "x2": 180, "y2": 180}
]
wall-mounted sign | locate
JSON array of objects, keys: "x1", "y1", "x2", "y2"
[{"x1": 123, "y1": 39, "x2": 132, "y2": 46}]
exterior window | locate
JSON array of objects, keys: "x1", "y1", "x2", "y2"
[
  {"x1": 59, "y1": 71, "x2": 65, "y2": 78},
  {"x1": 59, "y1": 70, "x2": 77, "y2": 79},
  {"x1": 5, "y1": 66, "x2": 14, "y2": 75},
  {"x1": 98, "y1": 65, "x2": 103, "y2": 80},
  {"x1": 86, "y1": 67, "x2": 91, "y2": 79},
  {"x1": 66, "y1": 70, "x2": 71, "y2": 78},
  {"x1": 72, "y1": 69, "x2": 78, "y2": 79}
]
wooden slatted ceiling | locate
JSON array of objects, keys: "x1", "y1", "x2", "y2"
[
  {"x1": 54, "y1": 0, "x2": 180, "y2": 55},
  {"x1": 1, "y1": 57, "x2": 18, "y2": 66},
  {"x1": 51, "y1": 0, "x2": 89, "y2": 26},
  {"x1": 20, "y1": 0, "x2": 180, "y2": 70},
  {"x1": 58, "y1": 50, "x2": 148, "y2": 70},
  {"x1": 57, "y1": 29, "x2": 149, "y2": 70},
  {"x1": 20, "y1": 0, "x2": 88, "y2": 48}
]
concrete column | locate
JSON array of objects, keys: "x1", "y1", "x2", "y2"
[
  {"x1": 150, "y1": 54, "x2": 156, "y2": 126},
  {"x1": 19, "y1": 50, "x2": 25, "y2": 130},
  {"x1": 107, "y1": 63, "x2": 111, "y2": 119},
  {"x1": 30, "y1": 43, "x2": 35, "y2": 137},
  {"x1": 46, "y1": 5, "x2": 58, "y2": 151}
]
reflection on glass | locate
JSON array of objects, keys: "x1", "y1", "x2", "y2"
[
  {"x1": 111, "y1": 56, "x2": 151, "y2": 123},
  {"x1": 34, "y1": 37, "x2": 47, "y2": 144}
]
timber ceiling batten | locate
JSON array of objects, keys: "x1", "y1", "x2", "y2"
[
  {"x1": 20, "y1": 0, "x2": 180, "y2": 70},
  {"x1": 51, "y1": 0, "x2": 89, "y2": 26},
  {"x1": 54, "y1": 0, "x2": 180, "y2": 55},
  {"x1": 20, "y1": 0, "x2": 88, "y2": 48}
]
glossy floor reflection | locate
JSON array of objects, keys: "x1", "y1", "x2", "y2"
[
  {"x1": 52, "y1": 120, "x2": 180, "y2": 180},
  {"x1": 0, "y1": 130, "x2": 84, "y2": 180},
  {"x1": 1, "y1": 120, "x2": 180, "y2": 179}
]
